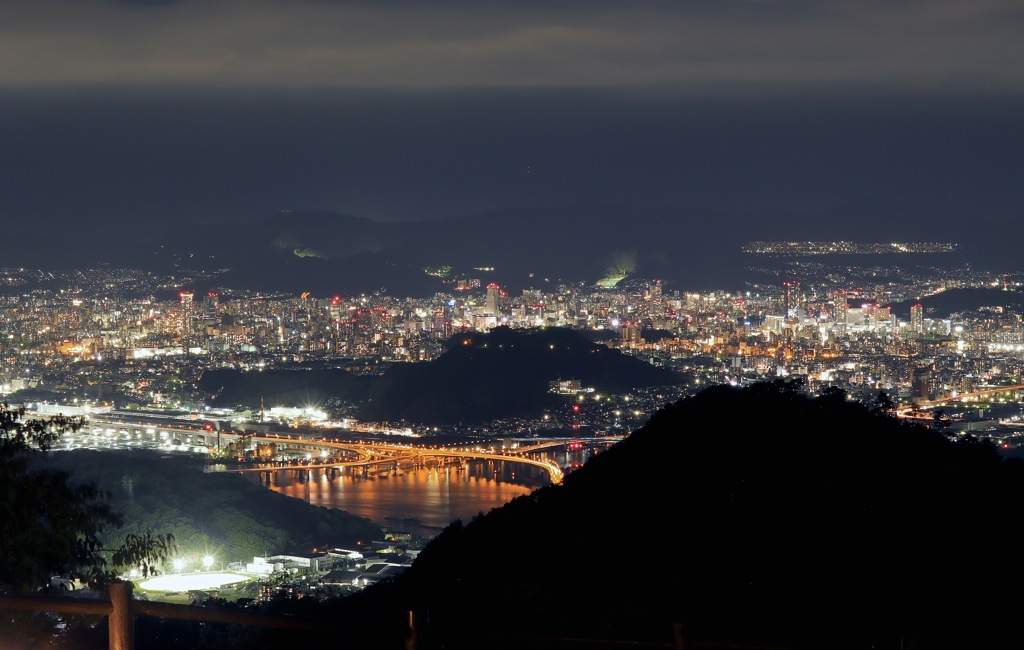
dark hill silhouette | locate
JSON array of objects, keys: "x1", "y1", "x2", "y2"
[
  {"x1": 200, "y1": 204, "x2": 756, "y2": 296},
  {"x1": 0, "y1": 203, "x2": 989, "y2": 299},
  {"x1": 886, "y1": 286, "x2": 1024, "y2": 319},
  {"x1": 356, "y1": 326, "x2": 684, "y2": 425},
  {"x1": 305, "y1": 379, "x2": 1024, "y2": 650},
  {"x1": 199, "y1": 366, "x2": 372, "y2": 410},
  {"x1": 197, "y1": 327, "x2": 682, "y2": 425}
]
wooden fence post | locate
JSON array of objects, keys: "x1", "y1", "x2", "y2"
[
  {"x1": 108, "y1": 581, "x2": 135, "y2": 650},
  {"x1": 674, "y1": 621, "x2": 687, "y2": 650},
  {"x1": 405, "y1": 609, "x2": 425, "y2": 650}
]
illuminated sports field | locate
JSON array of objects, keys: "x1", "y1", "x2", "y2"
[{"x1": 138, "y1": 572, "x2": 251, "y2": 592}]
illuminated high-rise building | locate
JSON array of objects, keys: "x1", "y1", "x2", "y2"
[
  {"x1": 912, "y1": 366, "x2": 933, "y2": 403},
  {"x1": 831, "y1": 291, "x2": 849, "y2": 329},
  {"x1": 649, "y1": 279, "x2": 663, "y2": 310},
  {"x1": 484, "y1": 283, "x2": 502, "y2": 317},
  {"x1": 910, "y1": 303, "x2": 923, "y2": 334},
  {"x1": 179, "y1": 291, "x2": 195, "y2": 335},
  {"x1": 203, "y1": 292, "x2": 219, "y2": 319},
  {"x1": 783, "y1": 281, "x2": 800, "y2": 317}
]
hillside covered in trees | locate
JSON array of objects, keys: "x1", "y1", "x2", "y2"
[
  {"x1": 357, "y1": 326, "x2": 683, "y2": 425},
  {"x1": 41, "y1": 449, "x2": 383, "y2": 561},
  {"x1": 200, "y1": 326, "x2": 684, "y2": 425},
  {"x1": 295, "y1": 379, "x2": 1024, "y2": 650}
]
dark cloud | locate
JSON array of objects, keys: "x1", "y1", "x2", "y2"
[
  {"x1": 1, "y1": 85, "x2": 1021, "y2": 230},
  {"x1": 0, "y1": 1, "x2": 1021, "y2": 89},
  {"x1": 0, "y1": 2, "x2": 1021, "y2": 231}
]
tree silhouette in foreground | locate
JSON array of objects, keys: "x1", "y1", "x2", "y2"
[{"x1": 0, "y1": 403, "x2": 175, "y2": 646}]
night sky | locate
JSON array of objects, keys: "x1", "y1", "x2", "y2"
[{"x1": 2, "y1": 0, "x2": 1023, "y2": 233}]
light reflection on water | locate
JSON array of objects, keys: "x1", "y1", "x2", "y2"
[
  {"x1": 245, "y1": 447, "x2": 600, "y2": 533},
  {"x1": 247, "y1": 462, "x2": 538, "y2": 531}
]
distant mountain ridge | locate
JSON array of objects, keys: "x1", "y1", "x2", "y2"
[
  {"x1": 0, "y1": 202, "x2": 1004, "y2": 299},
  {"x1": 886, "y1": 286, "x2": 1024, "y2": 319},
  {"x1": 198, "y1": 204, "x2": 756, "y2": 296}
]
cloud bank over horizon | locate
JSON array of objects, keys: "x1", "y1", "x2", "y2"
[
  {"x1": 1, "y1": 1, "x2": 1022, "y2": 231},
  {"x1": 3, "y1": 0, "x2": 1023, "y2": 91}
]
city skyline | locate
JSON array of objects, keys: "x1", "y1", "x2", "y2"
[{"x1": 1, "y1": 1, "x2": 1022, "y2": 237}]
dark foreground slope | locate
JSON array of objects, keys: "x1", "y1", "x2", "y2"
[{"x1": 317, "y1": 380, "x2": 1024, "y2": 650}]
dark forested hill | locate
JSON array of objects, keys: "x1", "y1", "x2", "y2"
[
  {"x1": 356, "y1": 326, "x2": 684, "y2": 425},
  {"x1": 199, "y1": 366, "x2": 373, "y2": 411},
  {"x1": 41, "y1": 449, "x2": 383, "y2": 561},
  {"x1": 307, "y1": 379, "x2": 1024, "y2": 650},
  {"x1": 887, "y1": 286, "x2": 1024, "y2": 319},
  {"x1": 199, "y1": 327, "x2": 684, "y2": 426}
]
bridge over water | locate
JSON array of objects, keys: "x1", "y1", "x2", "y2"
[
  {"x1": 222, "y1": 439, "x2": 569, "y2": 484},
  {"x1": 70, "y1": 414, "x2": 624, "y2": 486}
]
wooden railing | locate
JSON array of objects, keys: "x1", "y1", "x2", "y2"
[
  {"x1": 2, "y1": 587, "x2": 850, "y2": 650},
  {"x1": 0, "y1": 581, "x2": 318, "y2": 650}
]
